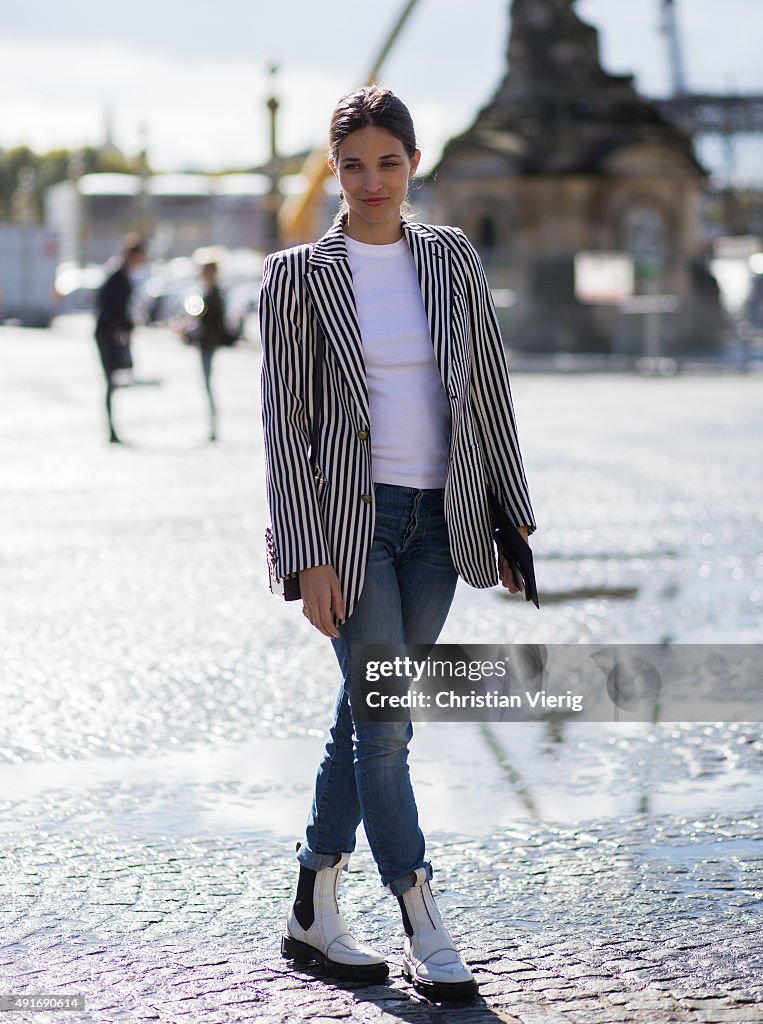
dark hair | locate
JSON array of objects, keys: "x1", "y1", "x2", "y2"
[
  {"x1": 329, "y1": 85, "x2": 417, "y2": 162},
  {"x1": 328, "y1": 85, "x2": 418, "y2": 222},
  {"x1": 121, "y1": 232, "x2": 146, "y2": 260}
]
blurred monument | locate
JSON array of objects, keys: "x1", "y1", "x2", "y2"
[{"x1": 428, "y1": 0, "x2": 725, "y2": 355}]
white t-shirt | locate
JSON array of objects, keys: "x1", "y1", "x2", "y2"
[{"x1": 345, "y1": 234, "x2": 451, "y2": 489}]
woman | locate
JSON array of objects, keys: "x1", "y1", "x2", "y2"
[
  {"x1": 94, "y1": 234, "x2": 146, "y2": 444},
  {"x1": 186, "y1": 260, "x2": 227, "y2": 442},
  {"x1": 259, "y1": 86, "x2": 536, "y2": 1002}
]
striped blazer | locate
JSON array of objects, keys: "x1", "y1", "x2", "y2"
[{"x1": 259, "y1": 217, "x2": 536, "y2": 622}]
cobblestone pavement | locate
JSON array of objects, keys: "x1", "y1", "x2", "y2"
[
  {"x1": 1, "y1": 320, "x2": 761, "y2": 1023},
  {"x1": 2, "y1": 801, "x2": 762, "y2": 1023}
]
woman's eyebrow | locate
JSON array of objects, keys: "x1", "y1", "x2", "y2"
[{"x1": 341, "y1": 153, "x2": 404, "y2": 162}]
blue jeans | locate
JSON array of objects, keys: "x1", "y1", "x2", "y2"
[{"x1": 297, "y1": 483, "x2": 458, "y2": 895}]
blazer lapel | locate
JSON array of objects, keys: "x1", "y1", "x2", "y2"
[
  {"x1": 403, "y1": 220, "x2": 454, "y2": 390},
  {"x1": 305, "y1": 222, "x2": 370, "y2": 427}
]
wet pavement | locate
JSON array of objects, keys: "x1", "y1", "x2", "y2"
[{"x1": 0, "y1": 317, "x2": 761, "y2": 1023}]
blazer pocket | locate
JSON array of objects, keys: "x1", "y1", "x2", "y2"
[
  {"x1": 452, "y1": 436, "x2": 483, "y2": 466},
  {"x1": 448, "y1": 355, "x2": 471, "y2": 398},
  {"x1": 466, "y1": 442, "x2": 484, "y2": 464},
  {"x1": 452, "y1": 287, "x2": 469, "y2": 322}
]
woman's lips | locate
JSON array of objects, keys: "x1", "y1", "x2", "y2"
[{"x1": 362, "y1": 198, "x2": 387, "y2": 206}]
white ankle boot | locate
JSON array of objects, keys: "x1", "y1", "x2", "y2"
[
  {"x1": 398, "y1": 868, "x2": 477, "y2": 1001},
  {"x1": 282, "y1": 854, "x2": 389, "y2": 983}
]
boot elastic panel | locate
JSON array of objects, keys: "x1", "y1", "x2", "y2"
[
  {"x1": 293, "y1": 864, "x2": 317, "y2": 931},
  {"x1": 397, "y1": 894, "x2": 414, "y2": 937}
]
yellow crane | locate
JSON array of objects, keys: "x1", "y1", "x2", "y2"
[{"x1": 277, "y1": 0, "x2": 423, "y2": 246}]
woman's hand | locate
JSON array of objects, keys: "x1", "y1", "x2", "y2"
[
  {"x1": 498, "y1": 526, "x2": 530, "y2": 594},
  {"x1": 299, "y1": 565, "x2": 345, "y2": 638},
  {"x1": 498, "y1": 553, "x2": 522, "y2": 593}
]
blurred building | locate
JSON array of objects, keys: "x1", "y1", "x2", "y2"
[
  {"x1": 45, "y1": 173, "x2": 272, "y2": 264},
  {"x1": 427, "y1": 0, "x2": 726, "y2": 355}
]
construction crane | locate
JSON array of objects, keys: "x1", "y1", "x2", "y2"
[
  {"x1": 655, "y1": 0, "x2": 763, "y2": 187},
  {"x1": 276, "y1": 0, "x2": 423, "y2": 246},
  {"x1": 660, "y1": 0, "x2": 687, "y2": 97}
]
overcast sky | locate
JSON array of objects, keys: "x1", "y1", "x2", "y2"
[{"x1": 2, "y1": 0, "x2": 761, "y2": 176}]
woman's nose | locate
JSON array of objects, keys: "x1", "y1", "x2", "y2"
[{"x1": 363, "y1": 172, "x2": 383, "y2": 192}]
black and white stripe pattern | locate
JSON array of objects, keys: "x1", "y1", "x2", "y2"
[{"x1": 259, "y1": 218, "x2": 536, "y2": 622}]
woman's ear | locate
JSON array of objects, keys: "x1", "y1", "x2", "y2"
[
  {"x1": 409, "y1": 149, "x2": 422, "y2": 178},
  {"x1": 328, "y1": 157, "x2": 337, "y2": 177}
]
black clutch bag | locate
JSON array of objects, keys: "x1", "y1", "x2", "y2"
[{"x1": 487, "y1": 489, "x2": 540, "y2": 609}]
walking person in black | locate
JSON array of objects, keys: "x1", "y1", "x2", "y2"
[
  {"x1": 191, "y1": 261, "x2": 228, "y2": 443},
  {"x1": 94, "y1": 234, "x2": 146, "y2": 444}
]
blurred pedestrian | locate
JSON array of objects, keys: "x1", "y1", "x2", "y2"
[
  {"x1": 260, "y1": 86, "x2": 536, "y2": 1002},
  {"x1": 94, "y1": 234, "x2": 146, "y2": 444},
  {"x1": 184, "y1": 261, "x2": 228, "y2": 442}
]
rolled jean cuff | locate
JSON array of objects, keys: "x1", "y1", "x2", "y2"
[
  {"x1": 385, "y1": 860, "x2": 433, "y2": 896},
  {"x1": 296, "y1": 845, "x2": 351, "y2": 873}
]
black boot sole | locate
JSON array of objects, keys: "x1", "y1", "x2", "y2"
[
  {"x1": 281, "y1": 934, "x2": 389, "y2": 983},
  {"x1": 402, "y1": 963, "x2": 478, "y2": 1002}
]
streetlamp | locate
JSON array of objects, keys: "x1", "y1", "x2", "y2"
[
  {"x1": 263, "y1": 62, "x2": 282, "y2": 253},
  {"x1": 135, "y1": 121, "x2": 152, "y2": 243},
  {"x1": 67, "y1": 149, "x2": 87, "y2": 267}
]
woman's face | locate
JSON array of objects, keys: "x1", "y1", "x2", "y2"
[{"x1": 329, "y1": 125, "x2": 421, "y2": 241}]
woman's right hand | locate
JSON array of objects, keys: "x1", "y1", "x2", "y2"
[{"x1": 299, "y1": 565, "x2": 345, "y2": 638}]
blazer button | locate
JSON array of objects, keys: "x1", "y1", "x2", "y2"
[
  {"x1": 360, "y1": 493, "x2": 372, "y2": 505},
  {"x1": 357, "y1": 429, "x2": 369, "y2": 440}
]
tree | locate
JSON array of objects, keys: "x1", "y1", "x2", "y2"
[{"x1": 0, "y1": 146, "x2": 141, "y2": 223}]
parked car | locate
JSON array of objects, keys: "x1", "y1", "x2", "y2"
[
  {"x1": 145, "y1": 249, "x2": 262, "y2": 341},
  {"x1": 142, "y1": 258, "x2": 197, "y2": 323}
]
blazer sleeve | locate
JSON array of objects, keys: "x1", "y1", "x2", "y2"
[
  {"x1": 259, "y1": 253, "x2": 331, "y2": 578},
  {"x1": 455, "y1": 229, "x2": 537, "y2": 534}
]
